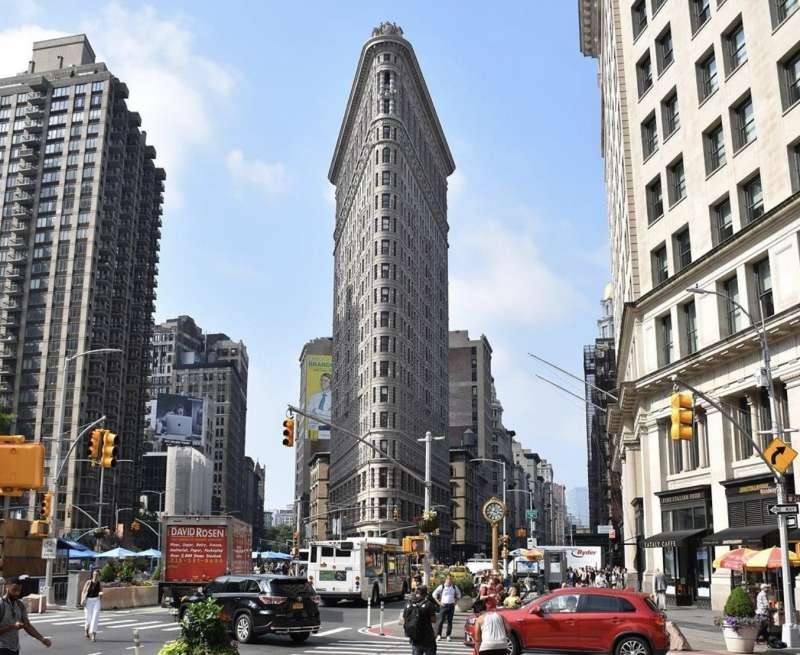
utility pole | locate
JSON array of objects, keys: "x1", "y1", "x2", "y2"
[{"x1": 417, "y1": 431, "x2": 444, "y2": 586}]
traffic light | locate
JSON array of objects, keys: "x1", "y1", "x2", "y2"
[
  {"x1": 671, "y1": 392, "x2": 694, "y2": 441},
  {"x1": 0, "y1": 436, "x2": 45, "y2": 494},
  {"x1": 30, "y1": 520, "x2": 49, "y2": 538},
  {"x1": 100, "y1": 430, "x2": 118, "y2": 468},
  {"x1": 131, "y1": 520, "x2": 141, "y2": 532},
  {"x1": 501, "y1": 534, "x2": 510, "y2": 547},
  {"x1": 282, "y1": 418, "x2": 295, "y2": 447},
  {"x1": 41, "y1": 491, "x2": 53, "y2": 521},
  {"x1": 88, "y1": 429, "x2": 103, "y2": 463},
  {"x1": 392, "y1": 506, "x2": 399, "y2": 521}
]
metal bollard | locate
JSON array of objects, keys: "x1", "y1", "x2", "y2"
[
  {"x1": 379, "y1": 600, "x2": 385, "y2": 636},
  {"x1": 133, "y1": 628, "x2": 141, "y2": 655},
  {"x1": 366, "y1": 597, "x2": 372, "y2": 628}
]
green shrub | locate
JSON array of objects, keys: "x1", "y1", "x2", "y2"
[
  {"x1": 157, "y1": 640, "x2": 189, "y2": 655},
  {"x1": 99, "y1": 563, "x2": 116, "y2": 583},
  {"x1": 723, "y1": 586, "x2": 755, "y2": 618},
  {"x1": 181, "y1": 597, "x2": 229, "y2": 650},
  {"x1": 118, "y1": 561, "x2": 135, "y2": 584},
  {"x1": 151, "y1": 564, "x2": 162, "y2": 581},
  {"x1": 454, "y1": 578, "x2": 475, "y2": 597}
]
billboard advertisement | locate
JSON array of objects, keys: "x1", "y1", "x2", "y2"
[
  {"x1": 304, "y1": 354, "x2": 332, "y2": 440},
  {"x1": 148, "y1": 393, "x2": 205, "y2": 447}
]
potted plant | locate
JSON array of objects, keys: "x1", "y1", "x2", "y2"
[
  {"x1": 714, "y1": 587, "x2": 760, "y2": 653},
  {"x1": 455, "y1": 579, "x2": 476, "y2": 612},
  {"x1": 418, "y1": 509, "x2": 439, "y2": 533}
]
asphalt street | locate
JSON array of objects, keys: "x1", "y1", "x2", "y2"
[{"x1": 17, "y1": 600, "x2": 475, "y2": 655}]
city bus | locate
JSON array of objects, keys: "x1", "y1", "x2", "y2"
[{"x1": 307, "y1": 537, "x2": 409, "y2": 605}]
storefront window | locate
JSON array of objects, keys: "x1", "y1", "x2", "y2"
[
  {"x1": 664, "y1": 547, "x2": 677, "y2": 582},
  {"x1": 695, "y1": 548, "x2": 711, "y2": 597}
]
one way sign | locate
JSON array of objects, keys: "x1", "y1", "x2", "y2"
[{"x1": 768, "y1": 503, "x2": 799, "y2": 516}]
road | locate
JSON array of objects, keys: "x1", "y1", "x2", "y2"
[{"x1": 20, "y1": 600, "x2": 473, "y2": 655}]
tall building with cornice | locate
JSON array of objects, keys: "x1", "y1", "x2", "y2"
[
  {"x1": 579, "y1": 1, "x2": 800, "y2": 609},
  {"x1": 328, "y1": 22, "x2": 455, "y2": 557}
]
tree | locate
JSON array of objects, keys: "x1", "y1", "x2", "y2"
[
  {"x1": 0, "y1": 412, "x2": 14, "y2": 433},
  {"x1": 262, "y1": 524, "x2": 294, "y2": 552}
]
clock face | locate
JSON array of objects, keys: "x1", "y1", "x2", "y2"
[{"x1": 483, "y1": 499, "x2": 505, "y2": 523}]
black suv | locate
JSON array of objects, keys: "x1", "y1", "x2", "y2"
[{"x1": 179, "y1": 574, "x2": 321, "y2": 644}]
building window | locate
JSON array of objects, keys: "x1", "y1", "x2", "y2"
[
  {"x1": 771, "y1": 0, "x2": 799, "y2": 27},
  {"x1": 711, "y1": 197, "x2": 733, "y2": 245},
  {"x1": 697, "y1": 50, "x2": 718, "y2": 101},
  {"x1": 651, "y1": 243, "x2": 668, "y2": 286},
  {"x1": 779, "y1": 49, "x2": 800, "y2": 110},
  {"x1": 691, "y1": 0, "x2": 711, "y2": 33},
  {"x1": 683, "y1": 301, "x2": 698, "y2": 355},
  {"x1": 656, "y1": 26, "x2": 674, "y2": 73},
  {"x1": 642, "y1": 113, "x2": 658, "y2": 158},
  {"x1": 652, "y1": 0, "x2": 666, "y2": 11},
  {"x1": 724, "y1": 20, "x2": 747, "y2": 74},
  {"x1": 647, "y1": 176, "x2": 663, "y2": 224},
  {"x1": 637, "y1": 51, "x2": 653, "y2": 97},
  {"x1": 673, "y1": 226, "x2": 691, "y2": 270},
  {"x1": 731, "y1": 94, "x2": 755, "y2": 151},
  {"x1": 658, "y1": 313, "x2": 673, "y2": 366},
  {"x1": 668, "y1": 157, "x2": 686, "y2": 205},
  {"x1": 662, "y1": 90, "x2": 680, "y2": 136},
  {"x1": 752, "y1": 257, "x2": 774, "y2": 319},
  {"x1": 740, "y1": 174, "x2": 764, "y2": 224},
  {"x1": 722, "y1": 275, "x2": 742, "y2": 336},
  {"x1": 790, "y1": 141, "x2": 800, "y2": 193},
  {"x1": 632, "y1": 0, "x2": 648, "y2": 38},
  {"x1": 704, "y1": 121, "x2": 726, "y2": 174}
]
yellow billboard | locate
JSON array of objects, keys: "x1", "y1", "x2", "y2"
[{"x1": 304, "y1": 354, "x2": 332, "y2": 440}]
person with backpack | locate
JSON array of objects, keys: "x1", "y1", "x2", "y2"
[
  {"x1": 0, "y1": 575, "x2": 52, "y2": 654},
  {"x1": 402, "y1": 584, "x2": 438, "y2": 655},
  {"x1": 432, "y1": 575, "x2": 461, "y2": 641}
]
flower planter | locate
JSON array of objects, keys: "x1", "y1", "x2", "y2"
[
  {"x1": 100, "y1": 584, "x2": 158, "y2": 610},
  {"x1": 721, "y1": 625, "x2": 758, "y2": 654},
  {"x1": 457, "y1": 596, "x2": 474, "y2": 612}
]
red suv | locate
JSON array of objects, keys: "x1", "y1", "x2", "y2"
[{"x1": 464, "y1": 588, "x2": 668, "y2": 655}]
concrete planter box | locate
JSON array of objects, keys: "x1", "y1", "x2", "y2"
[
  {"x1": 457, "y1": 596, "x2": 474, "y2": 612},
  {"x1": 100, "y1": 585, "x2": 158, "y2": 610}
]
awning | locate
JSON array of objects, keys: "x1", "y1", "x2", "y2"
[
  {"x1": 703, "y1": 525, "x2": 777, "y2": 546},
  {"x1": 57, "y1": 538, "x2": 91, "y2": 552},
  {"x1": 644, "y1": 528, "x2": 708, "y2": 548}
]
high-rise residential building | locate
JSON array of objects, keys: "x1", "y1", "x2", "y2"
[
  {"x1": 243, "y1": 456, "x2": 265, "y2": 548},
  {"x1": 147, "y1": 316, "x2": 248, "y2": 516},
  {"x1": 0, "y1": 35, "x2": 163, "y2": 529},
  {"x1": 294, "y1": 337, "x2": 332, "y2": 528},
  {"x1": 328, "y1": 22, "x2": 455, "y2": 556},
  {"x1": 579, "y1": 1, "x2": 800, "y2": 608}
]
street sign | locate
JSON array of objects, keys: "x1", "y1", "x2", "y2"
[
  {"x1": 768, "y1": 503, "x2": 799, "y2": 516},
  {"x1": 527, "y1": 537, "x2": 538, "y2": 549},
  {"x1": 597, "y1": 525, "x2": 613, "y2": 534},
  {"x1": 41, "y1": 537, "x2": 57, "y2": 560},
  {"x1": 788, "y1": 516, "x2": 798, "y2": 529},
  {"x1": 526, "y1": 509, "x2": 538, "y2": 520},
  {"x1": 763, "y1": 438, "x2": 798, "y2": 475}
]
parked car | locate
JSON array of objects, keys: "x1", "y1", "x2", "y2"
[
  {"x1": 464, "y1": 588, "x2": 669, "y2": 655},
  {"x1": 178, "y1": 574, "x2": 321, "y2": 644},
  {"x1": 447, "y1": 565, "x2": 472, "y2": 583}
]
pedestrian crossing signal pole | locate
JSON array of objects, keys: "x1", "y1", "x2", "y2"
[{"x1": 417, "y1": 431, "x2": 444, "y2": 587}]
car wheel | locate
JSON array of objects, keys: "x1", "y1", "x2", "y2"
[
  {"x1": 234, "y1": 613, "x2": 254, "y2": 644},
  {"x1": 371, "y1": 585, "x2": 380, "y2": 606},
  {"x1": 506, "y1": 633, "x2": 521, "y2": 655},
  {"x1": 615, "y1": 635, "x2": 650, "y2": 655},
  {"x1": 290, "y1": 631, "x2": 311, "y2": 643}
]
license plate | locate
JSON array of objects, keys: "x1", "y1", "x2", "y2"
[{"x1": 292, "y1": 601, "x2": 304, "y2": 610}]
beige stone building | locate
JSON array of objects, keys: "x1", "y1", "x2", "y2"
[
  {"x1": 308, "y1": 452, "x2": 330, "y2": 542},
  {"x1": 579, "y1": 0, "x2": 800, "y2": 609}
]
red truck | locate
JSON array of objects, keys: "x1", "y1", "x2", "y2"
[{"x1": 160, "y1": 515, "x2": 252, "y2": 606}]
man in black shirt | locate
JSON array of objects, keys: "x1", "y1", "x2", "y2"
[{"x1": 402, "y1": 585, "x2": 437, "y2": 655}]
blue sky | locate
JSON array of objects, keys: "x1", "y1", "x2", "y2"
[{"x1": 1, "y1": 1, "x2": 609, "y2": 513}]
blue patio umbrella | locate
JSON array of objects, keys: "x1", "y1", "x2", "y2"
[
  {"x1": 138, "y1": 548, "x2": 161, "y2": 558},
  {"x1": 95, "y1": 547, "x2": 138, "y2": 559}
]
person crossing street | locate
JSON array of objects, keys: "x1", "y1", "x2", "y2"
[
  {"x1": 432, "y1": 575, "x2": 461, "y2": 641},
  {"x1": 80, "y1": 569, "x2": 103, "y2": 641},
  {"x1": 0, "y1": 575, "x2": 52, "y2": 654}
]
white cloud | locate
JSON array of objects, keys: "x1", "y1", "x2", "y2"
[
  {"x1": 0, "y1": 3, "x2": 236, "y2": 208},
  {"x1": 449, "y1": 220, "x2": 582, "y2": 332},
  {"x1": 226, "y1": 149, "x2": 290, "y2": 200}
]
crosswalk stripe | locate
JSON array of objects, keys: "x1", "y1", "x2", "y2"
[
  {"x1": 315, "y1": 627, "x2": 352, "y2": 637},
  {"x1": 161, "y1": 625, "x2": 182, "y2": 632},
  {"x1": 108, "y1": 620, "x2": 165, "y2": 629}
]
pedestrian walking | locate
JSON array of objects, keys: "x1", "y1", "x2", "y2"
[
  {"x1": 653, "y1": 569, "x2": 667, "y2": 611},
  {"x1": 756, "y1": 583, "x2": 772, "y2": 644},
  {"x1": 80, "y1": 569, "x2": 103, "y2": 641},
  {"x1": 471, "y1": 599, "x2": 509, "y2": 655},
  {"x1": 402, "y1": 584, "x2": 437, "y2": 655},
  {"x1": 479, "y1": 576, "x2": 499, "y2": 611},
  {"x1": 432, "y1": 575, "x2": 461, "y2": 641},
  {"x1": 0, "y1": 575, "x2": 52, "y2": 653}
]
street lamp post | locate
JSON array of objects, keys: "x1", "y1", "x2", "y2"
[
  {"x1": 507, "y1": 488, "x2": 535, "y2": 546},
  {"x1": 471, "y1": 457, "x2": 508, "y2": 576},
  {"x1": 45, "y1": 347, "x2": 122, "y2": 603},
  {"x1": 418, "y1": 431, "x2": 445, "y2": 586},
  {"x1": 141, "y1": 489, "x2": 165, "y2": 515},
  {"x1": 688, "y1": 285, "x2": 798, "y2": 646}
]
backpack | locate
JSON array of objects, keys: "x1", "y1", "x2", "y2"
[{"x1": 403, "y1": 601, "x2": 424, "y2": 641}]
